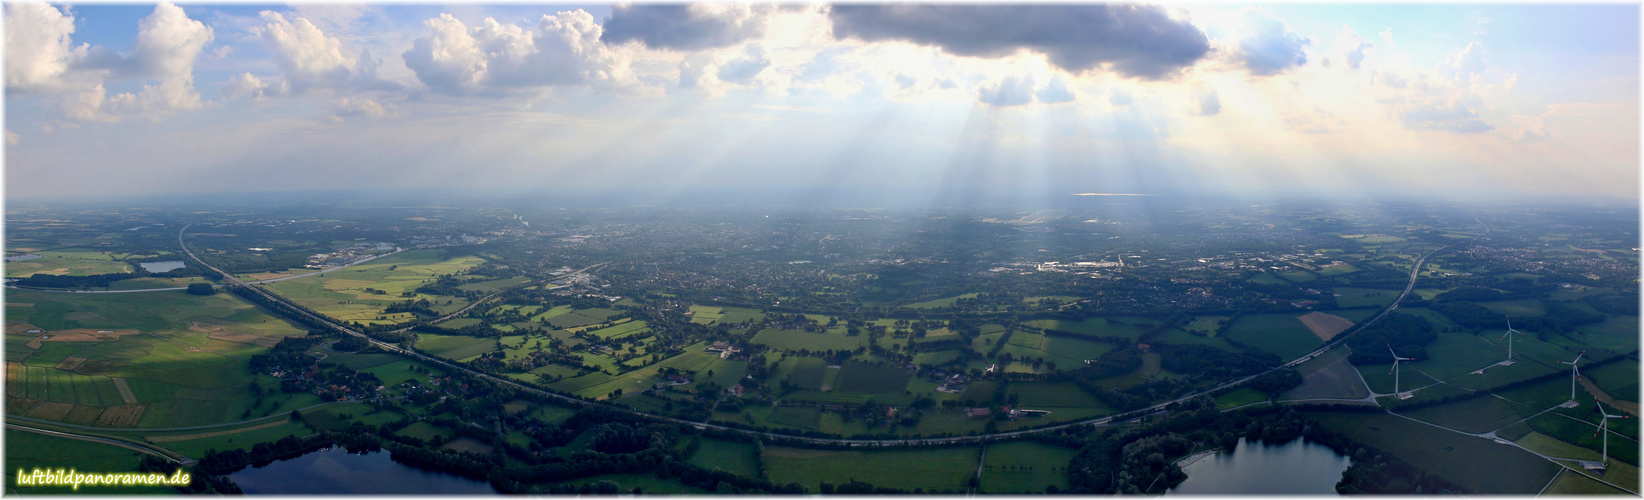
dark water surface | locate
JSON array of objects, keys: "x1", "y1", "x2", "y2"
[
  {"x1": 1167, "y1": 438, "x2": 1351, "y2": 495},
  {"x1": 139, "y1": 260, "x2": 186, "y2": 273},
  {"x1": 229, "y1": 447, "x2": 498, "y2": 494}
]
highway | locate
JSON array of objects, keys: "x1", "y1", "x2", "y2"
[{"x1": 164, "y1": 220, "x2": 1487, "y2": 447}]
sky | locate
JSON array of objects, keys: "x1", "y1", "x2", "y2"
[{"x1": 3, "y1": 2, "x2": 1639, "y2": 206}]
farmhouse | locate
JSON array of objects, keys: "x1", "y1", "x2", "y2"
[
  {"x1": 965, "y1": 407, "x2": 991, "y2": 418},
  {"x1": 726, "y1": 384, "x2": 744, "y2": 396}
]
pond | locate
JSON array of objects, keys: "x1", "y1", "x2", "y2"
[
  {"x1": 139, "y1": 260, "x2": 186, "y2": 273},
  {"x1": 1167, "y1": 437, "x2": 1351, "y2": 495},
  {"x1": 228, "y1": 447, "x2": 497, "y2": 495}
]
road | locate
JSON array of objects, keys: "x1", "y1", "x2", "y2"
[{"x1": 161, "y1": 221, "x2": 1484, "y2": 447}]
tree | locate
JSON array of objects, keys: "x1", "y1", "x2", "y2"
[
  {"x1": 289, "y1": 410, "x2": 302, "y2": 421},
  {"x1": 186, "y1": 283, "x2": 215, "y2": 296}
]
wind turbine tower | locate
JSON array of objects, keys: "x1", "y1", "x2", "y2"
[
  {"x1": 1499, "y1": 316, "x2": 1521, "y2": 366},
  {"x1": 1558, "y1": 350, "x2": 1586, "y2": 408},
  {"x1": 1388, "y1": 344, "x2": 1415, "y2": 400},
  {"x1": 1586, "y1": 399, "x2": 1631, "y2": 471}
]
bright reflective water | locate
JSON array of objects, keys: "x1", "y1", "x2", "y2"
[
  {"x1": 1167, "y1": 437, "x2": 1351, "y2": 495},
  {"x1": 139, "y1": 260, "x2": 185, "y2": 273},
  {"x1": 228, "y1": 447, "x2": 497, "y2": 495}
]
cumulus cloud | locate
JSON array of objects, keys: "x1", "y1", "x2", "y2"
[
  {"x1": 1335, "y1": 27, "x2": 1372, "y2": 70},
  {"x1": 220, "y1": 72, "x2": 284, "y2": 100},
  {"x1": 1195, "y1": 90, "x2": 1221, "y2": 116},
  {"x1": 4, "y1": 2, "x2": 88, "y2": 93},
  {"x1": 251, "y1": 11, "x2": 396, "y2": 93},
  {"x1": 716, "y1": 45, "x2": 771, "y2": 82},
  {"x1": 1035, "y1": 77, "x2": 1076, "y2": 104},
  {"x1": 331, "y1": 97, "x2": 392, "y2": 118},
  {"x1": 1441, "y1": 41, "x2": 1488, "y2": 75},
  {"x1": 1238, "y1": 13, "x2": 1309, "y2": 76},
  {"x1": 1400, "y1": 101, "x2": 1492, "y2": 133},
  {"x1": 977, "y1": 75, "x2": 1034, "y2": 107},
  {"x1": 6, "y1": 129, "x2": 18, "y2": 146},
  {"x1": 7, "y1": 2, "x2": 213, "y2": 121},
  {"x1": 402, "y1": 10, "x2": 635, "y2": 96},
  {"x1": 829, "y1": 4, "x2": 1210, "y2": 79},
  {"x1": 894, "y1": 74, "x2": 917, "y2": 89},
  {"x1": 601, "y1": 4, "x2": 777, "y2": 51}
]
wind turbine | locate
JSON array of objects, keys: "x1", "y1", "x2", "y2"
[
  {"x1": 1499, "y1": 316, "x2": 1521, "y2": 366},
  {"x1": 1559, "y1": 350, "x2": 1586, "y2": 403},
  {"x1": 1388, "y1": 344, "x2": 1415, "y2": 399},
  {"x1": 1594, "y1": 398, "x2": 1630, "y2": 466}
]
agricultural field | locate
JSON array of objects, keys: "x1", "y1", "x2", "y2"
[
  {"x1": 1214, "y1": 387, "x2": 1269, "y2": 409},
  {"x1": 260, "y1": 249, "x2": 488, "y2": 325},
  {"x1": 979, "y1": 440, "x2": 1078, "y2": 493},
  {"x1": 545, "y1": 308, "x2": 621, "y2": 329},
  {"x1": 1306, "y1": 411, "x2": 1560, "y2": 494},
  {"x1": 1222, "y1": 313, "x2": 1321, "y2": 360},
  {"x1": 903, "y1": 293, "x2": 979, "y2": 309},
  {"x1": 1025, "y1": 316, "x2": 1159, "y2": 339},
  {"x1": 4, "y1": 249, "x2": 133, "y2": 278},
  {"x1": 752, "y1": 328, "x2": 867, "y2": 352},
  {"x1": 763, "y1": 446, "x2": 979, "y2": 492},
  {"x1": 3, "y1": 429, "x2": 154, "y2": 494},
  {"x1": 832, "y1": 361, "x2": 912, "y2": 394},
  {"x1": 415, "y1": 333, "x2": 497, "y2": 361},
  {"x1": 1280, "y1": 348, "x2": 1370, "y2": 401},
  {"x1": 4, "y1": 290, "x2": 320, "y2": 428},
  {"x1": 998, "y1": 332, "x2": 1113, "y2": 369}
]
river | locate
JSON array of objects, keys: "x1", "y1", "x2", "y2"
[
  {"x1": 228, "y1": 447, "x2": 498, "y2": 494},
  {"x1": 1167, "y1": 437, "x2": 1351, "y2": 495}
]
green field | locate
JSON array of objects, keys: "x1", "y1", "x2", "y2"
[
  {"x1": 903, "y1": 293, "x2": 978, "y2": 310},
  {"x1": 586, "y1": 320, "x2": 649, "y2": 340},
  {"x1": 1306, "y1": 411, "x2": 1560, "y2": 494},
  {"x1": 763, "y1": 446, "x2": 979, "y2": 492},
  {"x1": 4, "y1": 429, "x2": 153, "y2": 494},
  {"x1": 752, "y1": 328, "x2": 866, "y2": 352},
  {"x1": 1477, "y1": 299, "x2": 1548, "y2": 317},
  {"x1": 785, "y1": 357, "x2": 827, "y2": 391},
  {"x1": 1214, "y1": 387, "x2": 1269, "y2": 409},
  {"x1": 998, "y1": 332, "x2": 1114, "y2": 369},
  {"x1": 4, "y1": 249, "x2": 133, "y2": 278},
  {"x1": 261, "y1": 249, "x2": 487, "y2": 325},
  {"x1": 1222, "y1": 313, "x2": 1320, "y2": 360},
  {"x1": 1025, "y1": 316, "x2": 1158, "y2": 339},
  {"x1": 832, "y1": 361, "x2": 911, "y2": 394},
  {"x1": 545, "y1": 308, "x2": 621, "y2": 329},
  {"x1": 979, "y1": 440, "x2": 1078, "y2": 493},
  {"x1": 416, "y1": 333, "x2": 497, "y2": 361},
  {"x1": 5, "y1": 290, "x2": 319, "y2": 428},
  {"x1": 549, "y1": 473, "x2": 709, "y2": 494},
  {"x1": 1332, "y1": 287, "x2": 1401, "y2": 308},
  {"x1": 1397, "y1": 395, "x2": 1524, "y2": 433}
]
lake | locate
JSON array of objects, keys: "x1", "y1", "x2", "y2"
[
  {"x1": 139, "y1": 260, "x2": 185, "y2": 273},
  {"x1": 229, "y1": 447, "x2": 497, "y2": 495},
  {"x1": 1167, "y1": 438, "x2": 1351, "y2": 495},
  {"x1": 5, "y1": 254, "x2": 41, "y2": 262}
]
